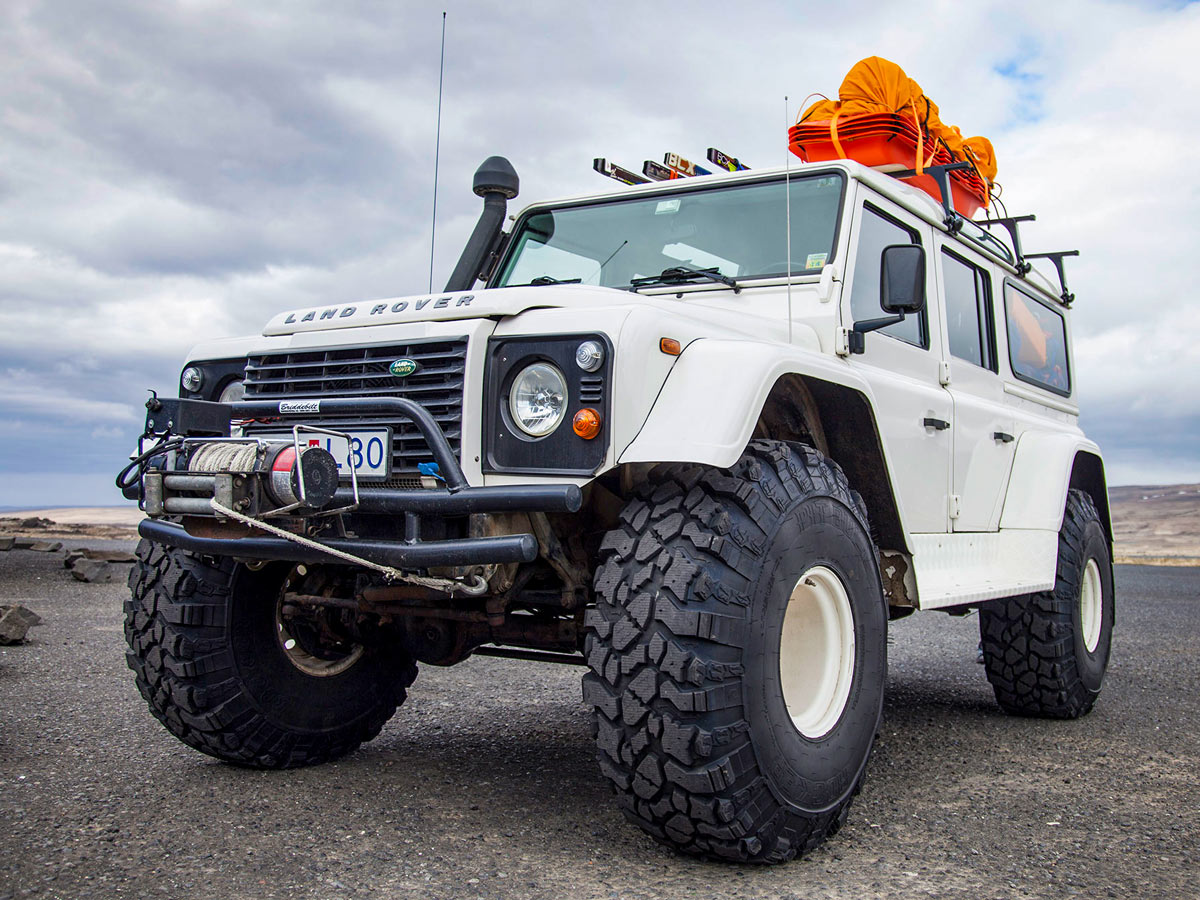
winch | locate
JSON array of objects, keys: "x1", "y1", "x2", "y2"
[{"x1": 142, "y1": 434, "x2": 348, "y2": 520}]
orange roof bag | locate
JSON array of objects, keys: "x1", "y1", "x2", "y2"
[{"x1": 793, "y1": 57, "x2": 998, "y2": 213}]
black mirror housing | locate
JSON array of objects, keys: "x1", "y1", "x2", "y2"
[{"x1": 880, "y1": 244, "x2": 926, "y2": 314}]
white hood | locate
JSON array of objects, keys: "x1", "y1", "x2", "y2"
[{"x1": 262, "y1": 285, "x2": 633, "y2": 336}]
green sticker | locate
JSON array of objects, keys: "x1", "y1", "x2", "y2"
[{"x1": 805, "y1": 252, "x2": 828, "y2": 269}]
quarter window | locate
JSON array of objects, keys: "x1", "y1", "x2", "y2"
[
  {"x1": 1005, "y1": 284, "x2": 1070, "y2": 394},
  {"x1": 942, "y1": 250, "x2": 995, "y2": 370},
  {"x1": 850, "y1": 206, "x2": 925, "y2": 348}
]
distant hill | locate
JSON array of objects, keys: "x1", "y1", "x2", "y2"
[{"x1": 1109, "y1": 484, "x2": 1200, "y2": 564}]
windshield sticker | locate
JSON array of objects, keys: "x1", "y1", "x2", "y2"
[
  {"x1": 654, "y1": 198, "x2": 681, "y2": 215},
  {"x1": 806, "y1": 252, "x2": 828, "y2": 269}
]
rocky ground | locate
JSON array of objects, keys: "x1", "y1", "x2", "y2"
[
  {"x1": 1107, "y1": 484, "x2": 1200, "y2": 564},
  {"x1": 1, "y1": 540, "x2": 1197, "y2": 900}
]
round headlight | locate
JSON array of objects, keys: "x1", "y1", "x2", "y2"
[
  {"x1": 575, "y1": 340, "x2": 605, "y2": 372},
  {"x1": 180, "y1": 366, "x2": 204, "y2": 393},
  {"x1": 508, "y1": 363, "x2": 568, "y2": 437},
  {"x1": 218, "y1": 380, "x2": 246, "y2": 404}
]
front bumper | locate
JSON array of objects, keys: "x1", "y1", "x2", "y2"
[{"x1": 128, "y1": 395, "x2": 581, "y2": 570}]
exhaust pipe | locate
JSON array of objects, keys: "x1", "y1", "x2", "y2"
[{"x1": 444, "y1": 156, "x2": 519, "y2": 292}]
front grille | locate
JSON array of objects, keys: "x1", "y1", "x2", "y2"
[{"x1": 243, "y1": 338, "x2": 467, "y2": 482}]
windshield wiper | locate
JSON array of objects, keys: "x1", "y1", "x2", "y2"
[
  {"x1": 523, "y1": 275, "x2": 583, "y2": 286},
  {"x1": 629, "y1": 265, "x2": 741, "y2": 294}
]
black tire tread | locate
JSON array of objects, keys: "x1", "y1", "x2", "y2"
[
  {"x1": 125, "y1": 539, "x2": 415, "y2": 768},
  {"x1": 583, "y1": 440, "x2": 873, "y2": 863},
  {"x1": 978, "y1": 489, "x2": 1108, "y2": 719}
]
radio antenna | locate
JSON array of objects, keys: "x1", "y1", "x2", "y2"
[
  {"x1": 785, "y1": 94, "x2": 793, "y2": 344},
  {"x1": 429, "y1": 11, "x2": 447, "y2": 293}
]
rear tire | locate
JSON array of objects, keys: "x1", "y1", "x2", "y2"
[
  {"x1": 583, "y1": 441, "x2": 886, "y2": 863},
  {"x1": 125, "y1": 539, "x2": 415, "y2": 768},
  {"x1": 979, "y1": 489, "x2": 1114, "y2": 718}
]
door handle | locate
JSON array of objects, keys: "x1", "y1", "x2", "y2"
[
  {"x1": 923, "y1": 417, "x2": 950, "y2": 431},
  {"x1": 992, "y1": 431, "x2": 1015, "y2": 443}
]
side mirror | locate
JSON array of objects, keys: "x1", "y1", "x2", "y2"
[{"x1": 880, "y1": 244, "x2": 926, "y2": 314}]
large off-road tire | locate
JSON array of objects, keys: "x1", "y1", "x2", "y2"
[
  {"x1": 125, "y1": 539, "x2": 415, "y2": 768},
  {"x1": 583, "y1": 441, "x2": 887, "y2": 863},
  {"x1": 979, "y1": 489, "x2": 1114, "y2": 718}
]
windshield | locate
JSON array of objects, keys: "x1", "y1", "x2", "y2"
[{"x1": 494, "y1": 174, "x2": 844, "y2": 290}]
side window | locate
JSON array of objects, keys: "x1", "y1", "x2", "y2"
[
  {"x1": 850, "y1": 206, "x2": 924, "y2": 347},
  {"x1": 1005, "y1": 284, "x2": 1070, "y2": 394},
  {"x1": 942, "y1": 249, "x2": 995, "y2": 370}
]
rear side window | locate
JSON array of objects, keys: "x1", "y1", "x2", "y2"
[
  {"x1": 850, "y1": 206, "x2": 925, "y2": 348},
  {"x1": 1005, "y1": 284, "x2": 1070, "y2": 394},
  {"x1": 942, "y1": 250, "x2": 995, "y2": 370}
]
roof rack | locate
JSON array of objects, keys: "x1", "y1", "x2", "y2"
[
  {"x1": 890, "y1": 161, "x2": 974, "y2": 234},
  {"x1": 980, "y1": 215, "x2": 1079, "y2": 306}
]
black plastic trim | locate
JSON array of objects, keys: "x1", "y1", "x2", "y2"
[
  {"x1": 483, "y1": 334, "x2": 613, "y2": 475},
  {"x1": 139, "y1": 519, "x2": 538, "y2": 568},
  {"x1": 178, "y1": 358, "x2": 248, "y2": 403}
]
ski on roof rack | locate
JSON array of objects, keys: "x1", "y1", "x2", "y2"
[
  {"x1": 593, "y1": 158, "x2": 650, "y2": 186},
  {"x1": 707, "y1": 147, "x2": 749, "y2": 171},
  {"x1": 664, "y1": 153, "x2": 711, "y2": 177}
]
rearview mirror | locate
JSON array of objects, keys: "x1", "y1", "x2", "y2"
[{"x1": 880, "y1": 244, "x2": 926, "y2": 314}]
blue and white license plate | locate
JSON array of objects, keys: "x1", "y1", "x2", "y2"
[{"x1": 265, "y1": 429, "x2": 390, "y2": 480}]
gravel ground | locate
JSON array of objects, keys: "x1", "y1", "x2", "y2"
[{"x1": 1, "y1": 547, "x2": 1197, "y2": 900}]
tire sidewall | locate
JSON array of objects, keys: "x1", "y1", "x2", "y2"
[
  {"x1": 226, "y1": 562, "x2": 399, "y2": 734},
  {"x1": 1070, "y1": 521, "x2": 1114, "y2": 694},
  {"x1": 744, "y1": 495, "x2": 887, "y2": 813}
]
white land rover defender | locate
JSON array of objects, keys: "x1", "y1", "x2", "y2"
[{"x1": 119, "y1": 153, "x2": 1114, "y2": 863}]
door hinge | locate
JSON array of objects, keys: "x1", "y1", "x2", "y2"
[
  {"x1": 949, "y1": 494, "x2": 961, "y2": 519},
  {"x1": 835, "y1": 327, "x2": 851, "y2": 357},
  {"x1": 939, "y1": 360, "x2": 952, "y2": 386}
]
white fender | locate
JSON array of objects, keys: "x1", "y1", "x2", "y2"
[
  {"x1": 999, "y1": 431, "x2": 1106, "y2": 532},
  {"x1": 619, "y1": 337, "x2": 871, "y2": 469}
]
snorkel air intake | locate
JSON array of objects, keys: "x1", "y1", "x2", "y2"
[{"x1": 444, "y1": 156, "x2": 520, "y2": 292}]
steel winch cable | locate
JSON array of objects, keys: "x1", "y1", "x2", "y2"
[{"x1": 207, "y1": 497, "x2": 489, "y2": 596}]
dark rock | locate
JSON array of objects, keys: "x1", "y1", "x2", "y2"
[
  {"x1": 26, "y1": 541, "x2": 64, "y2": 553},
  {"x1": 69, "y1": 559, "x2": 115, "y2": 583},
  {"x1": 0, "y1": 605, "x2": 43, "y2": 644}
]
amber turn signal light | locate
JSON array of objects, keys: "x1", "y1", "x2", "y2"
[
  {"x1": 573, "y1": 408, "x2": 602, "y2": 439},
  {"x1": 660, "y1": 337, "x2": 681, "y2": 356}
]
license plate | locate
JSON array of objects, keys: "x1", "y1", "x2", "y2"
[{"x1": 265, "y1": 429, "x2": 391, "y2": 480}]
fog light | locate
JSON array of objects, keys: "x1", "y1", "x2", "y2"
[{"x1": 572, "y1": 408, "x2": 602, "y2": 439}]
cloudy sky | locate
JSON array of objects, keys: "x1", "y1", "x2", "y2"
[{"x1": 1, "y1": 0, "x2": 1197, "y2": 507}]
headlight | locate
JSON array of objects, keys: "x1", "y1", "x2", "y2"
[
  {"x1": 218, "y1": 380, "x2": 246, "y2": 404},
  {"x1": 180, "y1": 366, "x2": 204, "y2": 393},
  {"x1": 508, "y1": 363, "x2": 568, "y2": 437}
]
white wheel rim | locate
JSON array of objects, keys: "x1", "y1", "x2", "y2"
[
  {"x1": 779, "y1": 565, "x2": 856, "y2": 739},
  {"x1": 1079, "y1": 558, "x2": 1103, "y2": 653}
]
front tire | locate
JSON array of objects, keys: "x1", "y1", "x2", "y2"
[
  {"x1": 979, "y1": 489, "x2": 1114, "y2": 718},
  {"x1": 583, "y1": 441, "x2": 886, "y2": 863},
  {"x1": 125, "y1": 539, "x2": 415, "y2": 768}
]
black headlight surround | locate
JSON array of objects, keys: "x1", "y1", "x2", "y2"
[
  {"x1": 178, "y1": 358, "x2": 249, "y2": 403},
  {"x1": 484, "y1": 334, "x2": 612, "y2": 475}
]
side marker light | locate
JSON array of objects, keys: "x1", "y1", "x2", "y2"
[{"x1": 660, "y1": 338, "x2": 681, "y2": 356}]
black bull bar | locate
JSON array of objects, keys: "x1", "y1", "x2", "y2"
[{"x1": 137, "y1": 396, "x2": 582, "y2": 569}]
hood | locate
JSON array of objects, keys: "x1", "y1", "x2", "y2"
[{"x1": 262, "y1": 285, "x2": 633, "y2": 336}]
